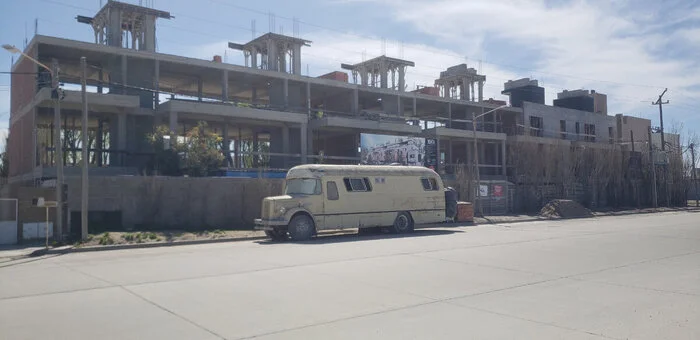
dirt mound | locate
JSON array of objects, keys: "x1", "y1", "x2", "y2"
[{"x1": 539, "y1": 199, "x2": 593, "y2": 219}]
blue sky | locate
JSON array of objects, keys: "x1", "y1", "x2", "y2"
[{"x1": 1, "y1": 0, "x2": 699, "y2": 149}]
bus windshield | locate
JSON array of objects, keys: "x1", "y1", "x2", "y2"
[{"x1": 285, "y1": 178, "x2": 321, "y2": 195}]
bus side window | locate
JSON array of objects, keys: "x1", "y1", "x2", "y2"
[
  {"x1": 421, "y1": 177, "x2": 440, "y2": 191},
  {"x1": 420, "y1": 177, "x2": 432, "y2": 190},
  {"x1": 429, "y1": 178, "x2": 439, "y2": 190},
  {"x1": 327, "y1": 181, "x2": 339, "y2": 200}
]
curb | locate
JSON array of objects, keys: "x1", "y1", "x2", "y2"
[
  {"x1": 32, "y1": 235, "x2": 268, "y2": 256},
  {"x1": 476, "y1": 207, "x2": 700, "y2": 226},
  {"x1": 28, "y1": 208, "x2": 700, "y2": 256}
]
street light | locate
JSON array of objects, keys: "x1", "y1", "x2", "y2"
[
  {"x1": 3, "y1": 44, "x2": 52, "y2": 75},
  {"x1": 3, "y1": 44, "x2": 64, "y2": 241},
  {"x1": 472, "y1": 104, "x2": 508, "y2": 217}
]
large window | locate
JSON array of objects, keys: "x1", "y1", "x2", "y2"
[
  {"x1": 560, "y1": 120, "x2": 567, "y2": 139},
  {"x1": 285, "y1": 178, "x2": 321, "y2": 195},
  {"x1": 530, "y1": 116, "x2": 543, "y2": 137},
  {"x1": 343, "y1": 178, "x2": 372, "y2": 192},
  {"x1": 584, "y1": 124, "x2": 596, "y2": 142}
]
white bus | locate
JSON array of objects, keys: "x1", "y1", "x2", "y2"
[{"x1": 255, "y1": 164, "x2": 446, "y2": 241}]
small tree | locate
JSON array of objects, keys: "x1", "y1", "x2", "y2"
[
  {"x1": 179, "y1": 122, "x2": 225, "y2": 177},
  {"x1": 0, "y1": 135, "x2": 9, "y2": 179},
  {"x1": 148, "y1": 122, "x2": 224, "y2": 177}
]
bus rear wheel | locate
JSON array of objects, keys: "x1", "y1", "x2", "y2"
[{"x1": 391, "y1": 212, "x2": 414, "y2": 234}]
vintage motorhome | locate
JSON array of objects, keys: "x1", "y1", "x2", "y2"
[{"x1": 255, "y1": 164, "x2": 446, "y2": 241}]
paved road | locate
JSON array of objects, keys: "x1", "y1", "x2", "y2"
[{"x1": 1, "y1": 212, "x2": 699, "y2": 340}]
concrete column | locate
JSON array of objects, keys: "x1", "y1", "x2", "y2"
[
  {"x1": 412, "y1": 97, "x2": 417, "y2": 117},
  {"x1": 107, "y1": 8, "x2": 122, "y2": 47},
  {"x1": 306, "y1": 82, "x2": 311, "y2": 118},
  {"x1": 222, "y1": 123, "x2": 230, "y2": 167},
  {"x1": 397, "y1": 95, "x2": 402, "y2": 116},
  {"x1": 96, "y1": 119, "x2": 104, "y2": 167},
  {"x1": 471, "y1": 83, "x2": 476, "y2": 102},
  {"x1": 478, "y1": 81, "x2": 484, "y2": 102},
  {"x1": 252, "y1": 131, "x2": 259, "y2": 168},
  {"x1": 351, "y1": 88, "x2": 359, "y2": 114},
  {"x1": 169, "y1": 111, "x2": 178, "y2": 134},
  {"x1": 380, "y1": 66, "x2": 388, "y2": 88},
  {"x1": 293, "y1": 45, "x2": 301, "y2": 75},
  {"x1": 250, "y1": 48, "x2": 258, "y2": 69},
  {"x1": 436, "y1": 138, "x2": 441, "y2": 173},
  {"x1": 267, "y1": 40, "x2": 277, "y2": 71},
  {"x1": 221, "y1": 70, "x2": 229, "y2": 102},
  {"x1": 282, "y1": 125, "x2": 290, "y2": 168},
  {"x1": 142, "y1": 15, "x2": 156, "y2": 51},
  {"x1": 301, "y1": 122, "x2": 308, "y2": 164},
  {"x1": 97, "y1": 69, "x2": 103, "y2": 94},
  {"x1": 283, "y1": 78, "x2": 289, "y2": 108},
  {"x1": 121, "y1": 55, "x2": 127, "y2": 95},
  {"x1": 448, "y1": 139, "x2": 453, "y2": 167},
  {"x1": 154, "y1": 59, "x2": 160, "y2": 110},
  {"x1": 117, "y1": 113, "x2": 127, "y2": 166},
  {"x1": 447, "y1": 103, "x2": 452, "y2": 128},
  {"x1": 398, "y1": 66, "x2": 406, "y2": 92},
  {"x1": 501, "y1": 140, "x2": 507, "y2": 176},
  {"x1": 279, "y1": 48, "x2": 287, "y2": 73},
  {"x1": 197, "y1": 77, "x2": 203, "y2": 102}
]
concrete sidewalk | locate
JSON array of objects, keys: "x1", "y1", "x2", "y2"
[{"x1": 6, "y1": 207, "x2": 700, "y2": 257}]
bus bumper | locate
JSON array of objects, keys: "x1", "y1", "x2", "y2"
[{"x1": 254, "y1": 218, "x2": 287, "y2": 230}]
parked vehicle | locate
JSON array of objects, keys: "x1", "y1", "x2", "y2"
[{"x1": 255, "y1": 164, "x2": 447, "y2": 241}]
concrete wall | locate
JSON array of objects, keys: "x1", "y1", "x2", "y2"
[
  {"x1": 616, "y1": 114, "x2": 650, "y2": 150},
  {"x1": 64, "y1": 176, "x2": 284, "y2": 230},
  {"x1": 523, "y1": 102, "x2": 615, "y2": 142}
]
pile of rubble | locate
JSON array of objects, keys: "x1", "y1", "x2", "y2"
[{"x1": 539, "y1": 199, "x2": 593, "y2": 219}]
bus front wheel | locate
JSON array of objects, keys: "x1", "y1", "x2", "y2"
[{"x1": 288, "y1": 215, "x2": 315, "y2": 241}]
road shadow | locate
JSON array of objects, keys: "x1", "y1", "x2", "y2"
[{"x1": 256, "y1": 228, "x2": 463, "y2": 246}]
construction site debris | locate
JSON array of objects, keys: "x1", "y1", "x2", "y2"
[{"x1": 539, "y1": 199, "x2": 593, "y2": 219}]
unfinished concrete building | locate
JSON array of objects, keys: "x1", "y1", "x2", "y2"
[
  {"x1": 434, "y1": 64, "x2": 485, "y2": 102},
  {"x1": 7, "y1": 1, "x2": 519, "y2": 201}
]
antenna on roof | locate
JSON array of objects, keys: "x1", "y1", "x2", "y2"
[
  {"x1": 381, "y1": 38, "x2": 386, "y2": 56},
  {"x1": 251, "y1": 20, "x2": 256, "y2": 39},
  {"x1": 268, "y1": 12, "x2": 275, "y2": 33},
  {"x1": 293, "y1": 17, "x2": 299, "y2": 38},
  {"x1": 34, "y1": 18, "x2": 38, "y2": 35}
]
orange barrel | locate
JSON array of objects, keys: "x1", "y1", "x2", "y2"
[{"x1": 456, "y1": 202, "x2": 474, "y2": 222}]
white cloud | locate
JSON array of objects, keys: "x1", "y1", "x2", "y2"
[{"x1": 347, "y1": 0, "x2": 699, "y2": 116}]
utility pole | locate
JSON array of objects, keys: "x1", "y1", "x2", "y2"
[
  {"x1": 80, "y1": 57, "x2": 89, "y2": 240},
  {"x1": 51, "y1": 59, "x2": 64, "y2": 241},
  {"x1": 472, "y1": 109, "x2": 482, "y2": 217},
  {"x1": 648, "y1": 126, "x2": 658, "y2": 208},
  {"x1": 691, "y1": 143, "x2": 698, "y2": 207},
  {"x1": 652, "y1": 88, "x2": 669, "y2": 151}
]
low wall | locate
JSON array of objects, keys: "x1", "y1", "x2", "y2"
[{"x1": 65, "y1": 176, "x2": 284, "y2": 231}]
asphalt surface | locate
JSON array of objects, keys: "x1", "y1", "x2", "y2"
[{"x1": 1, "y1": 211, "x2": 699, "y2": 340}]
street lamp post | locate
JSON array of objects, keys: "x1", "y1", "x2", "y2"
[
  {"x1": 3, "y1": 44, "x2": 64, "y2": 241},
  {"x1": 472, "y1": 104, "x2": 507, "y2": 217}
]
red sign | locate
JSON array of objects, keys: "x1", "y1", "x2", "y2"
[{"x1": 493, "y1": 185, "x2": 503, "y2": 197}]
